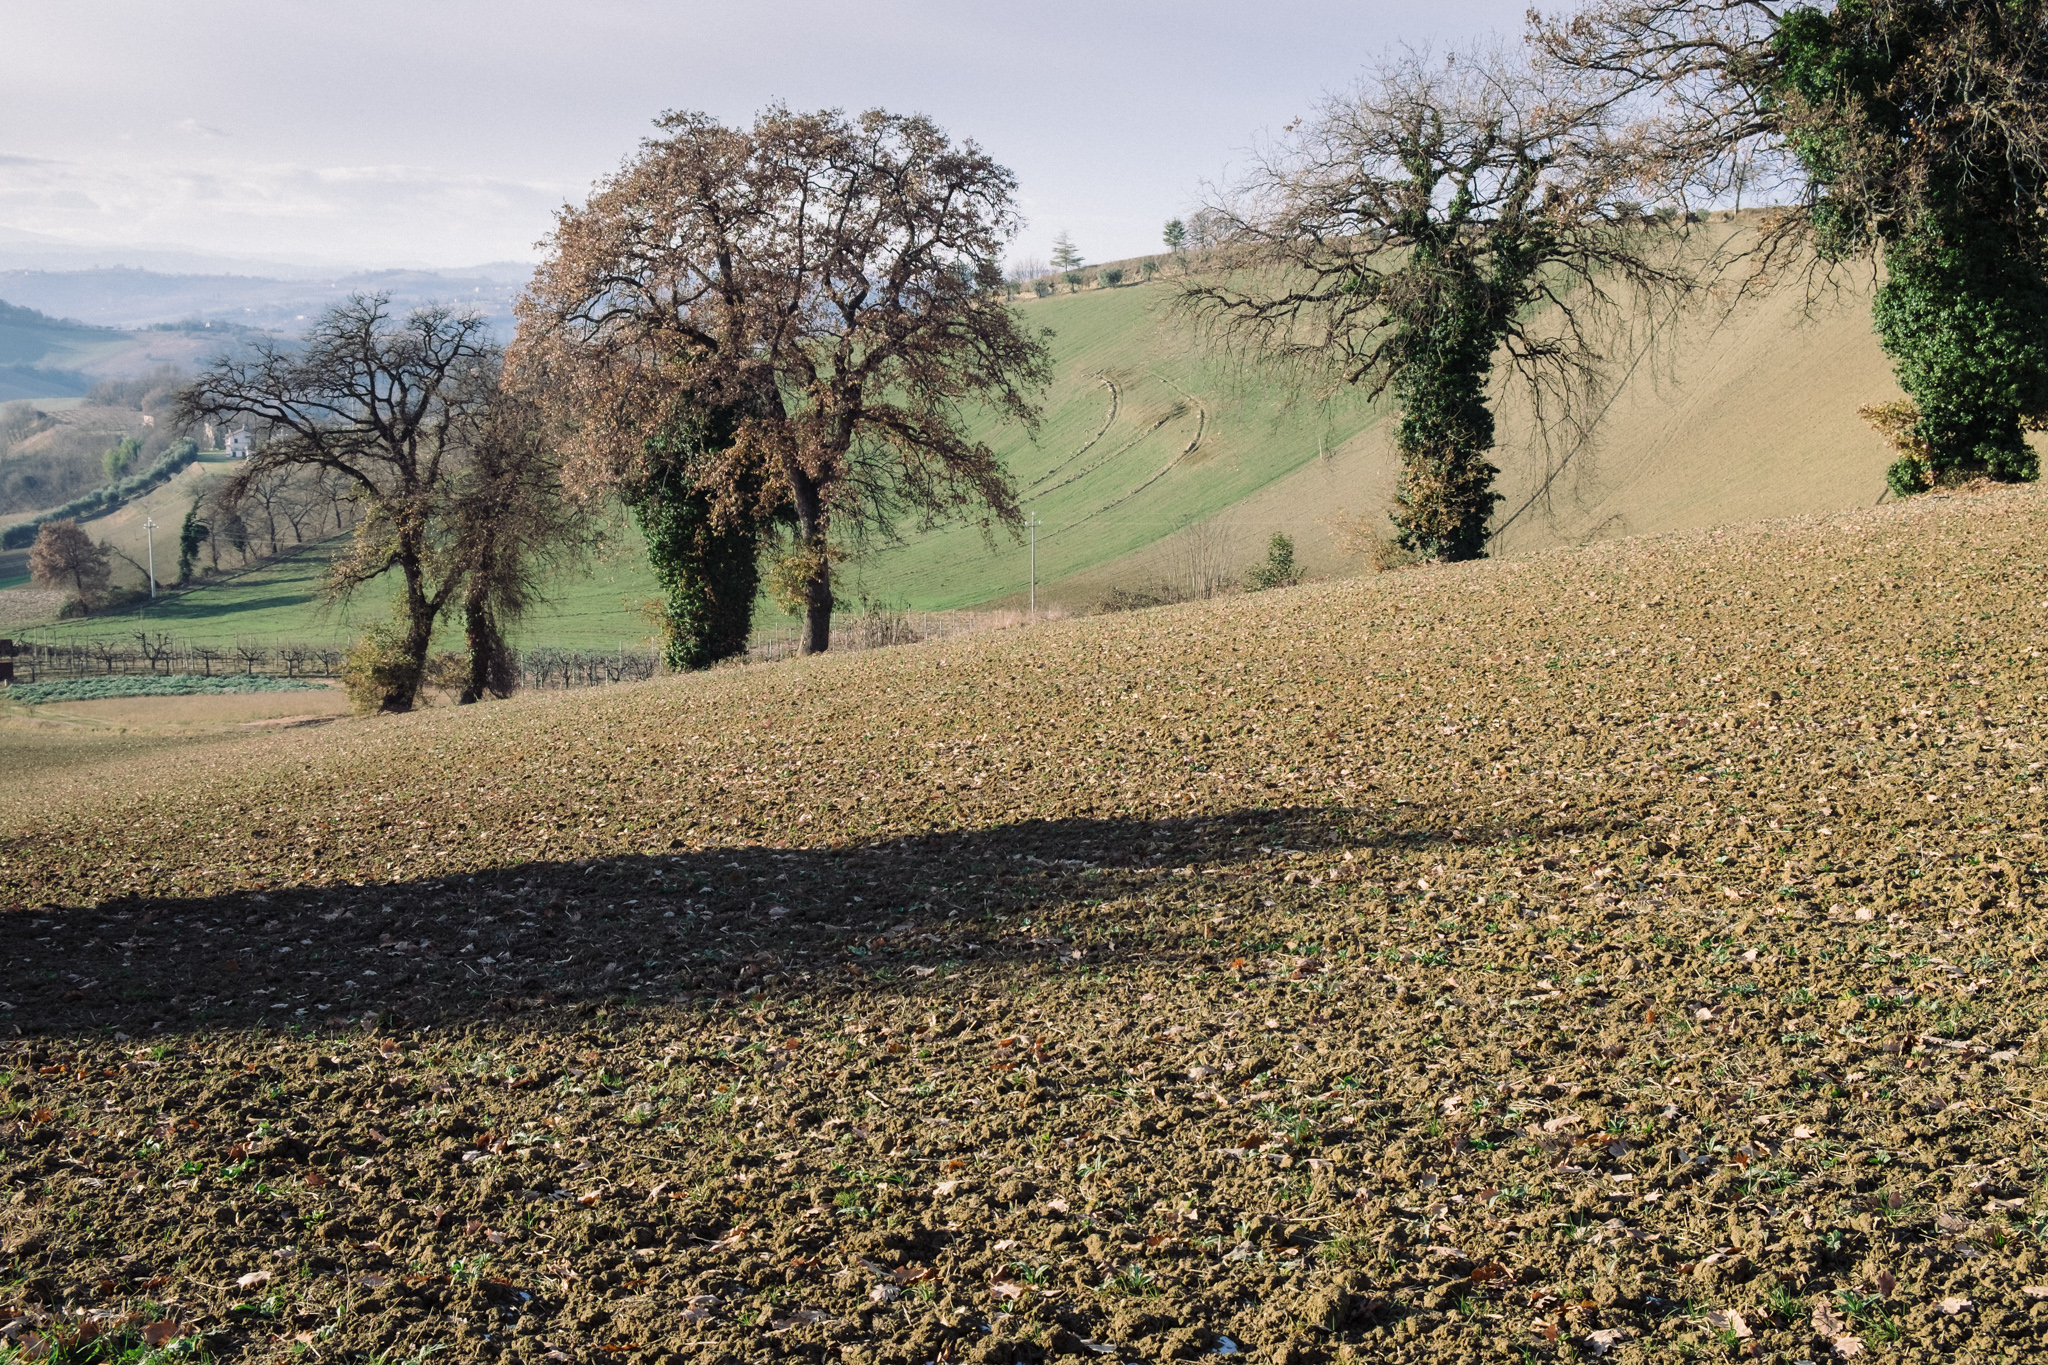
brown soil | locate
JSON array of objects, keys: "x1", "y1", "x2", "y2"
[{"x1": 4, "y1": 487, "x2": 2048, "y2": 1365}]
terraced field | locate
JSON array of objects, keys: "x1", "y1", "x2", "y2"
[{"x1": 3, "y1": 486, "x2": 2048, "y2": 1365}]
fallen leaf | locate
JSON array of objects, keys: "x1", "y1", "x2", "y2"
[
  {"x1": 2023, "y1": 1286, "x2": 2048, "y2": 1299},
  {"x1": 1871, "y1": 1268, "x2": 1897, "y2": 1297},
  {"x1": 890, "y1": 1263, "x2": 934, "y2": 1287},
  {"x1": 140, "y1": 1322, "x2": 185, "y2": 1348},
  {"x1": 236, "y1": 1270, "x2": 272, "y2": 1290},
  {"x1": 1813, "y1": 1303, "x2": 1850, "y2": 1339},
  {"x1": 769, "y1": 1310, "x2": 833, "y2": 1329},
  {"x1": 1940, "y1": 1297, "x2": 1972, "y2": 1315},
  {"x1": 987, "y1": 1281, "x2": 1025, "y2": 1301},
  {"x1": 359, "y1": 1274, "x2": 391, "y2": 1290},
  {"x1": 1834, "y1": 1337, "x2": 1865, "y2": 1359},
  {"x1": 869, "y1": 1285, "x2": 901, "y2": 1304},
  {"x1": 1705, "y1": 1309, "x2": 1751, "y2": 1339},
  {"x1": 1585, "y1": 1327, "x2": 1633, "y2": 1357},
  {"x1": 304, "y1": 1168, "x2": 328, "y2": 1189}
]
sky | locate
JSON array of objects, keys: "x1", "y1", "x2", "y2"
[{"x1": 0, "y1": 0, "x2": 1533, "y2": 274}]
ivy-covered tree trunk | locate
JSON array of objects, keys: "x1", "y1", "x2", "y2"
[
  {"x1": 1764, "y1": 0, "x2": 2048, "y2": 496},
  {"x1": 627, "y1": 405, "x2": 769, "y2": 672},
  {"x1": 1386, "y1": 252, "x2": 1524, "y2": 562},
  {"x1": 632, "y1": 478, "x2": 761, "y2": 671},
  {"x1": 1874, "y1": 216, "x2": 2048, "y2": 494},
  {"x1": 1389, "y1": 319, "x2": 1505, "y2": 561}
]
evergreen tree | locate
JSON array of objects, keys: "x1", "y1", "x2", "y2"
[
  {"x1": 1051, "y1": 232, "x2": 1084, "y2": 271},
  {"x1": 1162, "y1": 219, "x2": 1187, "y2": 252},
  {"x1": 176, "y1": 498, "x2": 209, "y2": 584}
]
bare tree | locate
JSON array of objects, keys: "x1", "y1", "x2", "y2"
[
  {"x1": 27, "y1": 520, "x2": 111, "y2": 608},
  {"x1": 1178, "y1": 47, "x2": 1691, "y2": 560},
  {"x1": 270, "y1": 467, "x2": 324, "y2": 545},
  {"x1": 177, "y1": 295, "x2": 498, "y2": 711},
  {"x1": 446, "y1": 391, "x2": 591, "y2": 702},
  {"x1": 134, "y1": 632, "x2": 174, "y2": 675},
  {"x1": 513, "y1": 105, "x2": 1052, "y2": 654},
  {"x1": 1164, "y1": 518, "x2": 1241, "y2": 600}
]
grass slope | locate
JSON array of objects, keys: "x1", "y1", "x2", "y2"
[
  {"x1": 24, "y1": 528, "x2": 666, "y2": 653},
  {"x1": 1, "y1": 227, "x2": 2000, "y2": 642},
  {"x1": 3, "y1": 486, "x2": 2047, "y2": 1364},
  {"x1": 837, "y1": 282, "x2": 1379, "y2": 610}
]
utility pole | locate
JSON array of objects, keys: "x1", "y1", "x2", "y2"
[
  {"x1": 143, "y1": 518, "x2": 158, "y2": 599},
  {"x1": 1026, "y1": 514, "x2": 1042, "y2": 618}
]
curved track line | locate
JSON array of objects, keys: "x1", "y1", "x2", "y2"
[
  {"x1": 1029, "y1": 405, "x2": 1184, "y2": 500},
  {"x1": 1046, "y1": 378, "x2": 1210, "y2": 537},
  {"x1": 1026, "y1": 373, "x2": 1120, "y2": 491}
]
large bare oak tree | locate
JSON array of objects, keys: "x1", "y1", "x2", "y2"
[
  {"x1": 512, "y1": 105, "x2": 1051, "y2": 654},
  {"x1": 1179, "y1": 49, "x2": 1691, "y2": 560}
]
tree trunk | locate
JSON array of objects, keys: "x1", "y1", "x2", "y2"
[
  {"x1": 385, "y1": 555, "x2": 433, "y2": 713},
  {"x1": 803, "y1": 569, "x2": 833, "y2": 655},
  {"x1": 789, "y1": 465, "x2": 833, "y2": 655},
  {"x1": 460, "y1": 580, "x2": 497, "y2": 705}
]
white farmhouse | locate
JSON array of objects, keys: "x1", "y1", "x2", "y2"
[{"x1": 224, "y1": 430, "x2": 254, "y2": 460}]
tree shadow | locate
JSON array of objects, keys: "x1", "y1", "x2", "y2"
[{"x1": 5, "y1": 802, "x2": 1598, "y2": 1042}]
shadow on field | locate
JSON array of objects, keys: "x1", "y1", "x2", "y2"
[{"x1": 4, "y1": 802, "x2": 1597, "y2": 1042}]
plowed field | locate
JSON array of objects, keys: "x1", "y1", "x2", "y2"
[{"x1": 5, "y1": 486, "x2": 2048, "y2": 1365}]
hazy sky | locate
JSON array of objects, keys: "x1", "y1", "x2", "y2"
[{"x1": 2, "y1": 0, "x2": 1532, "y2": 272}]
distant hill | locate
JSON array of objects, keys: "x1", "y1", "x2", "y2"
[
  {"x1": 0, "y1": 300, "x2": 118, "y2": 399},
  {"x1": 0, "y1": 262, "x2": 532, "y2": 337}
]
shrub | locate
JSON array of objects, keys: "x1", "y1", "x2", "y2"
[
  {"x1": 1100, "y1": 267, "x2": 1125, "y2": 287},
  {"x1": 422, "y1": 650, "x2": 470, "y2": 696},
  {"x1": 1032, "y1": 279, "x2": 1054, "y2": 298},
  {"x1": 764, "y1": 541, "x2": 845, "y2": 616},
  {"x1": 1096, "y1": 585, "x2": 1172, "y2": 613},
  {"x1": 341, "y1": 621, "x2": 422, "y2": 714},
  {"x1": 1064, "y1": 271, "x2": 1086, "y2": 293},
  {"x1": 1243, "y1": 533, "x2": 1303, "y2": 591}
]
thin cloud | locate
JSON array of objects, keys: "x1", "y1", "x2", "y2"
[{"x1": 0, "y1": 156, "x2": 561, "y2": 266}]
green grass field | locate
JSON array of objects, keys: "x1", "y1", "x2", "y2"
[
  {"x1": 6, "y1": 240, "x2": 1941, "y2": 646},
  {"x1": 836, "y1": 281, "x2": 1379, "y2": 609},
  {"x1": 20, "y1": 280, "x2": 1366, "y2": 648},
  {"x1": 21, "y1": 525, "x2": 667, "y2": 651}
]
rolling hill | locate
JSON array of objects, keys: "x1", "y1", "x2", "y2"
[{"x1": 2, "y1": 222, "x2": 1970, "y2": 648}]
